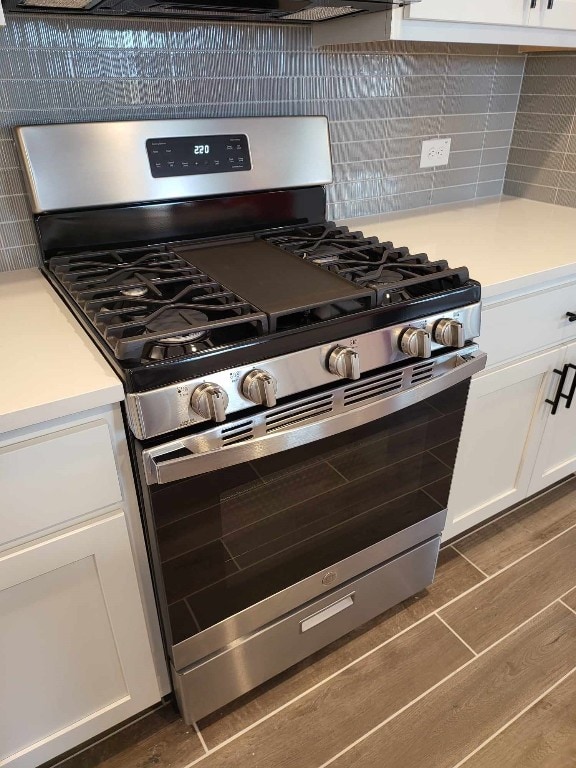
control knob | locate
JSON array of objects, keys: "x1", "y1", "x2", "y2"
[
  {"x1": 190, "y1": 382, "x2": 229, "y2": 423},
  {"x1": 399, "y1": 328, "x2": 432, "y2": 359},
  {"x1": 433, "y1": 318, "x2": 465, "y2": 348},
  {"x1": 242, "y1": 369, "x2": 278, "y2": 407},
  {"x1": 328, "y1": 346, "x2": 361, "y2": 380}
]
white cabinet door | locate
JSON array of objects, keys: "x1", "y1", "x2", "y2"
[
  {"x1": 0, "y1": 511, "x2": 160, "y2": 768},
  {"x1": 444, "y1": 348, "x2": 559, "y2": 541},
  {"x1": 529, "y1": 0, "x2": 576, "y2": 29},
  {"x1": 528, "y1": 340, "x2": 576, "y2": 495},
  {"x1": 406, "y1": 0, "x2": 528, "y2": 25}
]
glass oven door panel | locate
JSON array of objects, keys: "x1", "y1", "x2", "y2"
[{"x1": 147, "y1": 379, "x2": 470, "y2": 646}]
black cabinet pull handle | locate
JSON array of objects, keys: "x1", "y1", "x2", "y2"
[
  {"x1": 546, "y1": 364, "x2": 576, "y2": 414},
  {"x1": 530, "y1": 0, "x2": 537, "y2": 7},
  {"x1": 567, "y1": 312, "x2": 576, "y2": 322},
  {"x1": 547, "y1": 0, "x2": 554, "y2": 8}
]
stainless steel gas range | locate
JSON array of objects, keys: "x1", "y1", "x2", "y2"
[{"x1": 16, "y1": 117, "x2": 486, "y2": 724}]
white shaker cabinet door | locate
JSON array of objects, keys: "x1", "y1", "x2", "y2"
[
  {"x1": 444, "y1": 347, "x2": 560, "y2": 541},
  {"x1": 528, "y1": 340, "x2": 576, "y2": 495},
  {"x1": 529, "y1": 0, "x2": 576, "y2": 29},
  {"x1": 0, "y1": 511, "x2": 160, "y2": 768},
  {"x1": 405, "y1": 0, "x2": 528, "y2": 26}
]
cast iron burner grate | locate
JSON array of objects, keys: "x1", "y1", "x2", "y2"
[
  {"x1": 263, "y1": 224, "x2": 470, "y2": 306},
  {"x1": 49, "y1": 245, "x2": 268, "y2": 362}
]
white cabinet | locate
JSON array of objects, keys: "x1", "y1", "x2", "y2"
[
  {"x1": 313, "y1": 0, "x2": 576, "y2": 48},
  {"x1": 0, "y1": 512, "x2": 160, "y2": 768},
  {"x1": 528, "y1": 340, "x2": 576, "y2": 494},
  {"x1": 406, "y1": 0, "x2": 528, "y2": 26},
  {"x1": 445, "y1": 348, "x2": 557, "y2": 540},
  {"x1": 0, "y1": 406, "x2": 162, "y2": 768},
  {"x1": 529, "y1": 0, "x2": 576, "y2": 29}
]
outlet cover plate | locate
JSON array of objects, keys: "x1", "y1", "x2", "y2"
[{"x1": 420, "y1": 138, "x2": 451, "y2": 169}]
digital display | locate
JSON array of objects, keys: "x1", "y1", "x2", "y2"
[{"x1": 146, "y1": 134, "x2": 251, "y2": 178}]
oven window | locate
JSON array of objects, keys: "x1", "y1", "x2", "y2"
[{"x1": 147, "y1": 380, "x2": 470, "y2": 645}]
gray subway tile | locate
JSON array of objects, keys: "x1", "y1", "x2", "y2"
[
  {"x1": 522, "y1": 75, "x2": 576, "y2": 96},
  {"x1": 492, "y1": 75, "x2": 523, "y2": 95},
  {"x1": 555, "y1": 188, "x2": 576, "y2": 208},
  {"x1": 478, "y1": 164, "x2": 507, "y2": 182},
  {"x1": 511, "y1": 129, "x2": 569, "y2": 153},
  {"x1": 444, "y1": 76, "x2": 493, "y2": 97},
  {"x1": 0, "y1": 244, "x2": 42, "y2": 272},
  {"x1": 525, "y1": 54, "x2": 576, "y2": 78},
  {"x1": 558, "y1": 170, "x2": 576, "y2": 191},
  {"x1": 562, "y1": 153, "x2": 576, "y2": 173},
  {"x1": 433, "y1": 167, "x2": 479, "y2": 189},
  {"x1": 482, "y1": 146, "x2": 512, "y2": 166},
  {"x1": 447, "y1": 149, "x2": 483, "y2": 169},
  {"x1": 495, "y1": 55, "x2": 526, "y2": 77},
  {"x1": 445, "y1": 56, "x2": 496, "y2": 78},
  {"x1": 486, "y1": 112, "x2": 517, "y2": 131},
  {"x1": 476, "y1": 179, "x2": 504, "y2": 197},
  {"x1": 517, "y1": 93, "x2": 576, "y2": 115},
  {"x1": 431, "y1": 183, "x2": 477, "y2": 206},
  {"x1": 507, "y1": 146, "x2": 564, "y2": 170},
  {"x1": 443, "y1": 94, "x2": 491, "y2": 115},
  {"x1": 483, "y1": 129, "x2": 513, "y2": 149},
  {"x1": 489, "y1": 93, "x2": 521, "y2": 113},
  {"x1": 506, "y1": 163, "x2": 560, "y2": 187},
  {"x1": 514, "y1": 110, "x2": 574, "y2": 134},
  {"x1": 503, "y1": 179, "x2": 557, "y2": 204}
]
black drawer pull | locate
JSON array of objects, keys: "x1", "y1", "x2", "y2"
[
  {"x1": 530, "y1": 0, "x2": 537, "y2": 7},
  {"x1": 546, "y1": 363, "x2": 576, "y2": 415},
  {"x1": 547, "y1": 0, "x2": 554, "y2": 8},
  {"x1": 567, "y1": 312, "x2": 576, "y2": 322}
]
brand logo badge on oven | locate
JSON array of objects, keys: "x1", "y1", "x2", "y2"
[{"x1": 322, "y1": 571, "x2": 337, "y2": 586}]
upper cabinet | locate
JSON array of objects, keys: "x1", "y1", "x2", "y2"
[
  {"x1": 406, "y1": 0, "x2": 529, "y2": 27},
  {"x1": 528, "y1": 0, "x2": 576, "y2": 29},
  {"x1": 313, "y1": 0, "x2": 576, "y2": 48}
]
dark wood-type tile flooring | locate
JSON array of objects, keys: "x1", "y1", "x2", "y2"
[{"x1": 48, "y1": 476, "x2": 576, "y2": 768}]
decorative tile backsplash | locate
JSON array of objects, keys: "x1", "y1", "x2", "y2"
[
  {"x1": 0, "y1": 15, "x2": 524, "y2": 271},
  {"x1": 504, "y1": 53, "x2": 576, "y2": 208}
]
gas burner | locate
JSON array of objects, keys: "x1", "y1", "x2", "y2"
[
  {"x1": 145, "y1": 309, "x2": 210, "y2": 344},
  {"x1": 263, "y1": 225, "x2": 470, "y2": 306},
  {"x1": 49, "y1": 245, "x2": 269, "y2": 361}
]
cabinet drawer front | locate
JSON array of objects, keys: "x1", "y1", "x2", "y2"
[
  {"x1": 481, "y1": 281, "x2": 576, "y2": 367},
  {"x1": 0, "y1": 421, "x2": 122, "y2": 549}
]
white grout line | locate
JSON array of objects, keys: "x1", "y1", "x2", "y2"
[
  {"x1": 192, "y1": 722, "x2": 209, "y2": 755},
  {"x1": 185, "y1": 523, "x2": 576, "y2": 764},
  {"x1": 559, "y1": 598, "x2": 576, "y2": 617},
  {"x1": 450, "y1": 544, "x2": 490, "y2": 578},
  {"x1": 449, "y1": 665, "x2": 576, "y2": 768},
  {"x1": 435, "y1": 613, "x2": 478, "y2": 657},
  {"x1": 315, "y1": 600, "x2": 576, "y2": 768}
]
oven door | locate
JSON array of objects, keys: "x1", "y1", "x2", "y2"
[{"x1": 137, "y1": 346, "x2": 486, "y2": 672}]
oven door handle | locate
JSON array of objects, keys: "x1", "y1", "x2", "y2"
[{"x1": 142, "y1": 349, "x2": 487, "y2": 486}]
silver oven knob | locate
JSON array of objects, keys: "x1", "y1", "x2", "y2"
[
  {"x1": 433, "y1": 318, "x2": 465, "y2": 348},
  {"x1": 190, "y1": 382, "x2": 229, "y2": 423},
  {"x1": 242, "y1": 369, "x2": 278, "y2": 407},
  {"x1": 328, "y1": 346, "x2": 361, "y2": 380},
  {"x1": 399, "y1": 328, "x2": 432, "y2": 359}
]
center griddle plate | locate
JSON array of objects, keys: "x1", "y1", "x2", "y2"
[{"x1": 175, "y1": 239, "x2": 375, "y2": 331}]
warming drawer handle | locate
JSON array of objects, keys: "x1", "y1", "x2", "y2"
[
  {"x1": 142, "y1": 349, "x2": 487, "y2": 485},
  {"x1": 300, "y1": 594, "x2": 355, "y2": 633}
]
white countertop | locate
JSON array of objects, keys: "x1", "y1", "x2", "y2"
[
  {"x1": 341, "y1": 196, "x2": 576, "y2": 302},
  {"x1": 0, "y1": 269, "x2": 123, "y2": 435}
]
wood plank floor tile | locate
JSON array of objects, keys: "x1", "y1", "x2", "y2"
[
  {"x1": 562, "y1": 588, "x2": 576, "y2": 612},
  {"x1": 54, "y1": 713, "x2": 205, "y2": 768},
  {"x1": 461, "y1": 669, "x2": 576, "y2": 768},
  {"x1": 196, "y1": 617, "x2": 472, "y2": 768},
  {"x1": 439, "y1": 525, "x2": 576, "y2": 652},
  {"x1": 199, "y1": 548, "x2": 484, "y2": 748},
  {"x1": 454, "y1": 476, "x2": 576, "y2": 575},
  {"x1": 329, "y1": 604, "x2": 576, "y2": 768}
]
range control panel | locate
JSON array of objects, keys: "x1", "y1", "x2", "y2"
[{"x1": 146, "y1": 134, "x2": 251, "y2": 178}]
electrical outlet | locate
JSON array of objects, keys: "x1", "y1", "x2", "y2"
[{"x1": 420, "y1": 138, "x2": 451, "y2": 169}]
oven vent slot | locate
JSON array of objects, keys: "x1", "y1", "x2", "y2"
[
  {"x1": 265, "y1": 394, "x2": 334, "y2": 433},
  {"x1": 343, "y1": 371, "x2": 403, "y2": 406},
  {"x1": 410, "y1": 361, "x2": 435, "y2": 385},
  {"x1": 220, "y1": 420, "x2": 254, "y2": 446}
]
